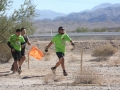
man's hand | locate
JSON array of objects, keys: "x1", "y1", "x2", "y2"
[
  {"x1": 71, "y1": 43, "x2": 75, "y2": 46},
  {"x1": 27, "y1": 41, "x2": 31, "y2": 46},
  {"x1": 21, "y1": 45, "x2": 25, "y2": 48},
  {"x1": 71, "y1": 43, "x2": 75, "y2": 51},
  {"x1": 45, "y1": 47, "x2": 48, "y2": 52},
  {"x1": 28, "y1": 42, "x2": 31, "y2": 46},
  {"x1": 11, "y1": 49, "x2": 15, "y2": 52},
  {"x1": 45, "y1": 49, "x2": 48, "y2": 52}
]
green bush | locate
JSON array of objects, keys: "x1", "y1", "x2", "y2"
[
  {"x1": 0, "y1": 0, "x2": 36, "y2": 62},
  {"x1": 76, "y1": 27, "x2": 88, "y2": 32},
  {"x1": 92, "y1": 28, "x2": 106, "y2": 32}
]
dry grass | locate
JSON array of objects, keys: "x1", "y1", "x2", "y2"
[
  {"x1": 109, "y1": 59, "x2": 120, "y2": 66},
  {"x1": 0, "y1": 43, "x2": 12, "y2": 63},
  {"x1": 92, "y1": 44, "x2": 118, "y2": 57},
  {"x1": 73, "y1": 67, "x2": 103, "y2": 85},
  {"x1": 67, "y1": 53, "x2": 80, "y2": 63},
  {"x1": 44, "y1": 73, "x2": 55, "y2": 83},
  {"x1": 43, "y1": 52, "x2": 51, "y2": 61},
  {"x1": 43, "y1": 73, "x2": 65, "y2": 84},
  {"x1": 89, "y1": 57, "x2": 108, "y2": 62}
]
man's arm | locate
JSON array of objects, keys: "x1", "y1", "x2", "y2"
[
  {"x1": 26, "y1": 36, "x2": 31, "y2": 46},
  {"x1": 21, "y1": 36, "x2": 26, "y2": 48},
  {"x1": 7, "y1": 41, "x2": 15, "y2": 52},
  {"x1": 70, "y1": 40, "x2": 75, "y2": 45},
  {"x1": 45, "y1": 41, "x2": 53, "y2": 52},
  {"x1": 7, "y1": 41, "x2": 13, "y2": 49},
  {"x1": 70, "y1": 40, "x2": 75, "y2": 50},
  {"x1": 21, "y1": 42, "x2": 26, "y2": 48}
]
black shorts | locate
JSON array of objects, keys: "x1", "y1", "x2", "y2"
[
  {"x1": 11, "y1": 50, "x2": 21, "y2": 61},
  {"x1": 21, "y1": 48, "x2": 25, "y2": 57},
  {"x1": 56, "y1": 52, "x2": 64, "y2": 59}
]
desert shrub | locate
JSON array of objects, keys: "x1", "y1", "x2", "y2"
[
  {"x1": 0, "y1": 43, "x2": 12, "y2": 63},
  {"x1": 73, "y1": 67, "x2": 103, "y2": 84},
  {"x1": 0, "y1": 0, "x2": 36, "y2": 62},
  {"x1": 92, "y1": 28, "x2": 106, "y2": 32},
  {"x1": 44, "y1": 73, "x2": 64, "y2": 84},
  {"x1": 114, "y1": 28, "x2": 120, "y2": 32},
  {"x1": 109, "y1": 59, "x2": 120, "y2": 66},
  {"x1": 92, "y1": 44, "x2": 118, "y2": 57},
  {"x1": 76, "y1": 27, "x2": 88, "y2": 32},
  {"x1": 89, "y1": 57, "x2": 108, "y2": 62}
]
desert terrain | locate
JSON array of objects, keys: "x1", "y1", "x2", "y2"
[{"x1": 0, "y1": 35, "x2": 120, "y2": 90}]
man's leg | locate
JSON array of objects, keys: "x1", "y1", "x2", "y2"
[
  {"x1": 11, "y1": 51, "x2": 18, "y2": 72},
  {"x1": 60, "y1": 57, "x2": 67, "y2": 76},
  {"x1": 51, "y1": 52, "x2": 67, "y2": 76},
  {"x1": 13, "y1": 60, "x2": 18, "y2": 72},
  {"x1": 19, "y1": 56, "x2": 26, "y2": 69},
  {"x1": 54, "y1": 52, "x2": 64, "y2": 68},
  {"x1": 60, "y1": 57, "x2": 65, "y2": 70},
  {"x1": 55, "y1": 58, "x2": 63, "y2": 68},
  {"x1": 52, "y1": 57, "x2": 67, "y2": 76},
  {"x1": 11, "y1": 63, "x2": 14, "y2": 71}
]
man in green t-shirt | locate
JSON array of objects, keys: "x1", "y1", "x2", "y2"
[
  {"x1": 7, "y1": 29, "x2": 25, "y2": 74},
  {"x1": 45, "y1": 26, "x2": 75, "y2": 76}
]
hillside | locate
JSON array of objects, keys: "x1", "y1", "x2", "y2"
[
  {"x1": 34, "y1": 9, "x2": 66, "y2": 20},
  {"x1": 33, "y1": 3, "x2": 120, "y2": 33},
  {"x1": 54, "y1": 6, "x2": 120, "y2": 22}
]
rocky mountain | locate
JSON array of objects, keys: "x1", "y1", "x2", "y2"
[
  {"x1": 53, "y1": 5, "x2": 120, "y2": 22},
  {"x1": 91, "y1": 3, "x2": 120, "y2": 11},
  {"x1": 34, "y1": 3, "x2": 120, "y2": 20},
  {"x1": 34, "y1": 9, "x2": 66, "y2": 20},
  {"x1": 34, "y1": 3, "x2": 120, "y2": 33}
]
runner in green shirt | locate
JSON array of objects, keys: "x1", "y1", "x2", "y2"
[
  {"x1": 45, "y1": 26, "x2": 75, "y2": 76},
  {"x1": 7, "y1": 29, "x2": 25, "y2": 74}
]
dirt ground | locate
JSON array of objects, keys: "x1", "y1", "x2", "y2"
[{"x1": 0, "y1": 36, "x2": 120, "y2": 90}]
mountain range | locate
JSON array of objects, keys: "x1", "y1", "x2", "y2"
[
  {"x1": 34, "y1": 9, "x2": 67, "y2": 20},
  {"x1": 35, "y1": 3, "x2": 120, "y2": 20},
  {"x1": 34, "y1": 3, "x2": 120, "y2": 33}
]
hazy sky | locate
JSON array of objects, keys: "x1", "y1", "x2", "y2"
[{"x1": 12, "y1": 0, "x2": 120, "y2": 14}]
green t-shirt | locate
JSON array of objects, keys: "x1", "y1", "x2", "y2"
[
  {"x1": 51, "y1": 34, "x2": 71, "y2": 54},
  {"x1": 8, "y1": 34, "x2": 25, "y2": 51}
]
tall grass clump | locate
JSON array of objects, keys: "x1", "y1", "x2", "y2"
[
  {"x1": 92, "y1": 44, "x2": 118, "y2": 57},
  {"x1": 73, "y1": 67, "x2": 103, "y2": 85}
]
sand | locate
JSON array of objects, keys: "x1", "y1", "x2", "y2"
[{"x1": 0, "y1": 37, "x2": 120, "y2": 90}]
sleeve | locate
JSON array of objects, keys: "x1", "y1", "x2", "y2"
[
  {"x1": 7, "y1": 35, "x2": 13, "y2": 49},
  {"x1": 65, "y1": 34, "x2": 71, "y2": 42},
  {"x1": 8, "y1": 35, "x2": 11, "y2": 42},
  {"x1": 51, "y1": 36, "x2": 56, "y2": 43},
  {"x1": 7, "y1": 41, "x2": 13, "y2": 49},
  {"x1": 21, "y1": 36, "x2": 25, "y2": 46},
  {"x1": 21, "y1": 36, "x2": 25, "y2": 43},
  {"x1": 26, "y1": 36, "x2": 29, "y2": 42}
]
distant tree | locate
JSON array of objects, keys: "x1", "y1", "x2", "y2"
[
  {"x1": 0, "y1": 0, "x2": 36, "y2": 62},
  {"x1": 115, "y1": 28, "x2": 120, "y2": 32},
  {"x1": 92, "y1": 28, "x2": 106, "y2": 32},
  {"x1": 76, "y1": 27, "x2": 88, "y2": 32},
  {"x1": 0, "y1": 0, "x2": 36, "y2": 43}
]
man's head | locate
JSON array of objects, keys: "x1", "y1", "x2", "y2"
[
  {"x1": 58, "y1": 26, "x2": 65, "y2": 34},
  {"x1": 21, "y1": 27, "x2": 26, "y2": 35},
  {"x1": 16, "y1": 29, "x2": 21, "y2": 36}
]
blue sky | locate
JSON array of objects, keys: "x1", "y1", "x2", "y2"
[{"x1": 12, "y1": 0, "x2": 120, "y2": 14}]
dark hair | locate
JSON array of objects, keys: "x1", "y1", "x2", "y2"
[
  {"x1": 58, "y1": 26, "x2": 64, "y2": 30},
  {"x1": 16, "y1": 29, "x2": 21, "y2": 32},
  {"x1": 21, "y1": 27, "x2": 25, "y2": 31}
]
